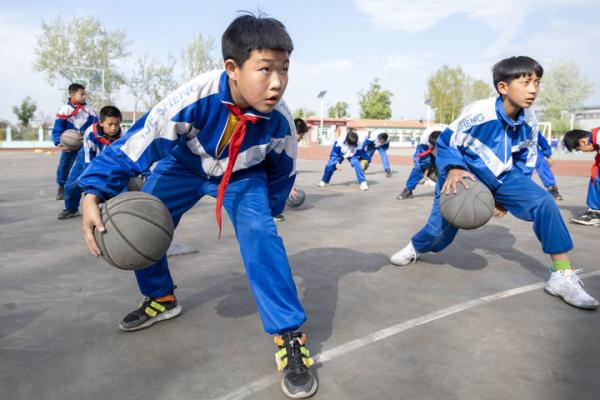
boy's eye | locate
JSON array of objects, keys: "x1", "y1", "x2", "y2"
[{"x1": 260, "y1": 67, "x2": 270, "y2": 73}]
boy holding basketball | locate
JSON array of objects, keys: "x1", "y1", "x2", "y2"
[
  {"x1": 79, "y1": 14, "x2": 317, "y2": 398},
  {"x1": 52, "y1": 83, "x2": 97, "y2": 200},
  {"x1": 318, "y1": 129, "x2": 370, "y2": 190},
  {"x1": 390, "y1": 56, "x2": 598, "y2": 310},
  {"x1": 361, "y1": 130, "x2": 392, "y2": 177},
  {"x1": 57, "y1": 106, "x2": 123, "y2": 219}
]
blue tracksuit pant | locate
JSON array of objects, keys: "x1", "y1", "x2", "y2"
[
  {"x1": 64, "y1": 157, "x2": 86, "y2": 211},
  {"x1": 535, "y1": 156, "x2": 556, "y2": 188},
  {"x1": 376, "y1": 148, "x2": 391, "y2": 172},
  {"x1": 412, "y1": 169, "x2": 573, "y2": 255},
  {"x1": 587, "y1": 177, "x2": 600, "y2": 210},
  {"x1": 135, "y1": 155, "x2": 306, "y2": 335},
  {"x1": 406, "y1": 158, "x2": 434, "y2": 190},
  {"x1": 321, "y1": 155, "x2": 366, "y2": 184},
  {"x1": 56, "y1": 150, "x2": 78, "y2": 186}
]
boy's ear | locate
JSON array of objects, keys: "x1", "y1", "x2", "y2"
[
  {"x1": 496, "y1": 81, "x2": 509, "y2": 96},
  {"x1": 224, "y1": 59, "x2": 240, "y2": 80}
]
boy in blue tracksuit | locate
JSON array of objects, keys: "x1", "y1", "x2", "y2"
[
  {"x1": 390, "y1": 56, "x2": 598, "y2": 310},
  {"x1": 318, "y1": 130, "x2": 370, "y2": 190},
  {"x1": 57, "y1": 106, "x2": 123, "y2": 219},
  {"x1": 52, "y1": 83, "x2": 97, "y2": 200},
  {"x1": 397, "y1": 127, "x2": 444, "y2": 200},
  {"x1": 361, "y1": 130, "x2": 392, "y2": 177},
  {"x1": 535, "y1": 132, "x2": 563, "y2": 200},
  {"x1": 79, "y1": 15, "x2": 317, "y2": 399},
  {"x1": 562, "y1": 127, "x2": 600, "y2": 226}
]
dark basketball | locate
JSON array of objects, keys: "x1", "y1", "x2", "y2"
[
  {"x1": 127, "y1": 175, "x2": 146, "y2": 192},
  {"x1": 286, "y1": 187, "x2": 306, "y2": 208},
  {"x1": 94, "y1": 192, "x2": 174, "y2": 270},
  {"x1": 60, "y1": 129, "x2": 82, "y2": 151},
  {"x1": 439, "y1": 178, "x2": 494, "y2": 230}
]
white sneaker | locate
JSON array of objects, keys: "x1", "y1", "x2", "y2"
[
  {"x1": 390, "y1": 242, "x2": 419, "y2": 266},
  {"x1": 359, "y1": 181, "x2": 369, "y2": 191},
  {"x1": 318, "y1": 181, "x2": 328, "y2": 188},
  {"x1": 544, "y1": 269, "x2": 599, "y2": 310}
]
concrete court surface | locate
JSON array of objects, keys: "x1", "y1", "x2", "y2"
[{"x1": 1, "y1": 150, "x2": 599, "y2": 400}]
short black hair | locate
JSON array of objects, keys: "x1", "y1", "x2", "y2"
[
  {"x1": 492, "y1": 56, "x2": 543, "y2": 94},
  {"x1": 68, "y1": 83, "x2": 85, "y2": 95},
  {"x1": 346, "y1": 131, "x2": 358, "y2": 146},
  {"x1": 563, "y1": 129, "x2": 590, "y2": 152},
  {"x1": 428, "y1": 130, "x2": 442, "y2": 148},
  {"x1": 294, "y1": 118, "x2": 308, "y2": 134},
  {"x1": 99, "y1": 105, "x2": 122, "y2": 122},
  {"x1": 377, "y1": 132, "x2": 389, "y2": 142},
  {"x1": 222, "y1": 13, "x2": 293, "y2": 67}
]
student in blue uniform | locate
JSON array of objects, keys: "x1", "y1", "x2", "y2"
[
  {"x1": 390, "y1": 56, "x2": 598, "y2": 310},
  {"x1": 57, "y1": 106, "x2": 123, "y2": 219},
  {"x1": 562, "y1": 127, "x2": 600, "y2": 226},
  {"x1": 535, "y1": 132, "x2": 563, "y2": 200},
  {"x1": 318, "y1": 129, "x2": 370, "y2": 191},
  {"x1": 397, "y1": 127, "x2": 444, "y2": 200},
  {"x1": 361, "y1": 130, "x2": 392, "y2": 177},
  {"x1": 52, "y1": 83, "x2": 97, "y2": 200},
  {"x1": 78, "y1": 15, "x2": 317, "y2": 399}
]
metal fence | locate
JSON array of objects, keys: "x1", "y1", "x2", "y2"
[{"x1": 0, "y1": 127, "x2": 54, "y2": 148}]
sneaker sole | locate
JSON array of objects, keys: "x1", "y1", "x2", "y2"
[
  {"x1": 569, "y1": 218, "x2": 600, "y2": 226},
  {"x1": 57, "y1": 212, "x2": 80, "y2": 220},
  {"x1": 281, "y1": 378, "x2": 318, "y2": 399},
  {"x1": 119, "y1": 305, "x2": 183, "y2": 332},
  {"x1": 390, "y1": 256, "x2": 418, "y2": 266},
  {"x1": 544, "y1": 286, "x2": 599, "y2": 310}
]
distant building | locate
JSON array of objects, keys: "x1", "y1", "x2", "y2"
[{"x1": 574, "y1": 106, "x2": 600, "y2": 130}]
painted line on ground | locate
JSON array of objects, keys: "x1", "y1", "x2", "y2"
[{"x1": 212, "y1": 270, "x2": 600, "y2": 400}]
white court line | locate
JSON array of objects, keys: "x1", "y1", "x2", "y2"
[{"x1": 213, "y1": 270, "x2": 600, "y2": 400}]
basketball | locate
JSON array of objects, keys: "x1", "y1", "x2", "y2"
[
  {"x1": 439, "y1": 178, "x2": 494, "y2": 230},
  {"x1": 60, "y1": 129, "x2": 82, "y2": 151},
  {"x1": 94, "y1": 192, "x2": 174, "y2": 270},
  {"x1": 127, "y1": 175, "x2": 146, "y2": 192},
  {"x1": 286, "y1": 187, "x2": 306, "y2": 208}
]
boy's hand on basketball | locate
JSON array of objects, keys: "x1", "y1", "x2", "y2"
[
  {"x1": 493, "y1": 203, "x2": 507, "y2": 218},
  {"x1": 57, "y1": 144, "x2": 70, "y2": 152},
  {"x1": 335, "y1": 163, "x2": 342, "y2": 171},
  {"x1": 82, "y1": 194, "x2": 105, "y2": 257},
  {"x1": 442, "y1": 168, "x2": 475, "y2": 194},
  {"x1": 289, "y1": 186, "x2": 298, "y2": 200}
]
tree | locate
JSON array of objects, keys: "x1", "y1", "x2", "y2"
[
  {"x1": 181, "y1": 33, "x2": 220, "y2": 81},
  {"x1": 33, "y1": 16, "x2": 129, "y2": 108},
  {"x1": 293, "y1": 108, "x2": 315, "y2": 119},
  {"x1": 128, "y1": 55, "x2": 179, "y2": 114},
  {"x1": 536, "y1": 59, "x2": 593, "y2": 133},
  {"x1": 426, "y1": 65, "x2": 467, "y2": 124},
  {"x1": 12, "y1": 97, "x2": 37, "y2": 127},
  {"x1": 464, "y1": 78, "x2": 495, "y2": 105},
  {"x1": 358, "y1": 79, "x2": 393, "y2": 119},
  {"x1": 328, "y1": 101, "x2": 349, "y2": 118}
]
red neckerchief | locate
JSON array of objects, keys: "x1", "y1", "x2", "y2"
[
  {"x1": 92, "y1": 124, "x2": 120, "y2": 145},
  {"x1": 591, "y1": 127, "x2": 600, "y2": 182},
  {"x1": 56, "y1": 100, "x2": 89, "y2": 120},
  {"x1": 416, "y1": 147, "x2": 433, "y2": 159},
  {"x1": 215, "y1": 104, "x2": 259, "y2": 238}
]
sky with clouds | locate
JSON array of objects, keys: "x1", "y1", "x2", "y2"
[{"x1": 1, "y1": 0, "x2": 599, "y2": 124}]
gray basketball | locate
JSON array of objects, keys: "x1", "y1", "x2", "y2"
[
  {"x1": 60, "y1": 129, "x2": 82, "y2": 151},
  {"x1": 439, "y1": 178, "x2": 494, "y2": 230},
  {"x1": 94, "y1": 192, "x2": 174, "y2": 270},
  {"x1": 286, "y1": 187, "x2": 306, "y2": 208},
  {"x1": 127, "y1": 175, "x2": 146, "y2": 192}
]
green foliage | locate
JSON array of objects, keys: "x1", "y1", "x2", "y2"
[
  {"x1": 33, "y1": 16, "x2": 130, "y2": 109},
  {"x1": 181, "y1": 33, "x2": 220, "y2": 80},
  {"x1": 536, "y1": 59, "x2": 593, "y2": 133},
  {"x1": 293, "y1": 108, "x2": 316, "y2": 119},
  {"x1": 328, "y1": 101, "x2": 349, "y2": 118},
  {"x1": 129, "y1": 55, "x2": 179, "y2": 111},
  {"x1": 464, "y1": 78, "x2": 495, "y2": 105},
  {"x1": 358, "y1": 79, "x2": 393, "y2": 119},
  {"x1": 12, "y1": 96, "x2": 37, "y2": 127},
  {"x1": 426, "y1": 65, "x2": 466, "y2": 124}
]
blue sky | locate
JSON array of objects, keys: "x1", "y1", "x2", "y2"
[{"x1": 1, "y1": 0, "x2": 599, "y2": 124}]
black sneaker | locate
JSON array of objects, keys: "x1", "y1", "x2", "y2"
[
  {"x1": 569, "y1": 210, "x2": 600, "y2": 227},
  {"x1": 547, "y1": 186, "x2": 563, "y2": 201},
  {"x1": 274, "y1": 214, "x2": 285, "y2": 222},
  {"x1": 385, "y1": 170, "x2": 392, "y2": 178},
  {"x1": 56, "y1": 185, "x2": 64, "y2": 200},
  {"x1": 119, "y1": 296, "x2": 182, "y2": 332},
  {"x1": 274, "y1": 331, "x2": 318, "y2": 399},
  {"x1": 57, "y1": 208, "x2": 80, "y2": 219},
  {"x1": 396, "y1": 188, "x2": 413, "y2": 200}
]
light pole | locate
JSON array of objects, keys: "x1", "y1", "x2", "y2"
[
  {"x1": 568, "y1": 107, "x2": 576, "y2": 131},
  {"x1": 317, "y1": 90, "x2": 327, "y2": 144},
  {"x1": 424, "y1": 98, "x2": 432, "y2": 127}
]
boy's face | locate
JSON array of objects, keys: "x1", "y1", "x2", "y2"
[
  {"x1": 497, "y1": 73, "x2": 541, "y2": 109},
  {"x1": 71, "y1": 89, "x2": 87, "y2": 104},
  {"x1": 225, "y1": 49, "x2": 289, "y2": 113},
  {"x1": 577, "y1": 137, "x2": 595, "y2": 152},
  {"x1": 99, "y1": 117, "x2": 121, "y2": 138}
]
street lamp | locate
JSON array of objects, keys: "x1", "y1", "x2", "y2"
[
  {"x1": 318, "y1": 90, "x2": 327, "y2": 144},
  {"x1": 568, "y1": 107, "x2": 576, "y2": 131},
  {"x1": 424, "y1": 98, "x2": 432, "y2": 127}
]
